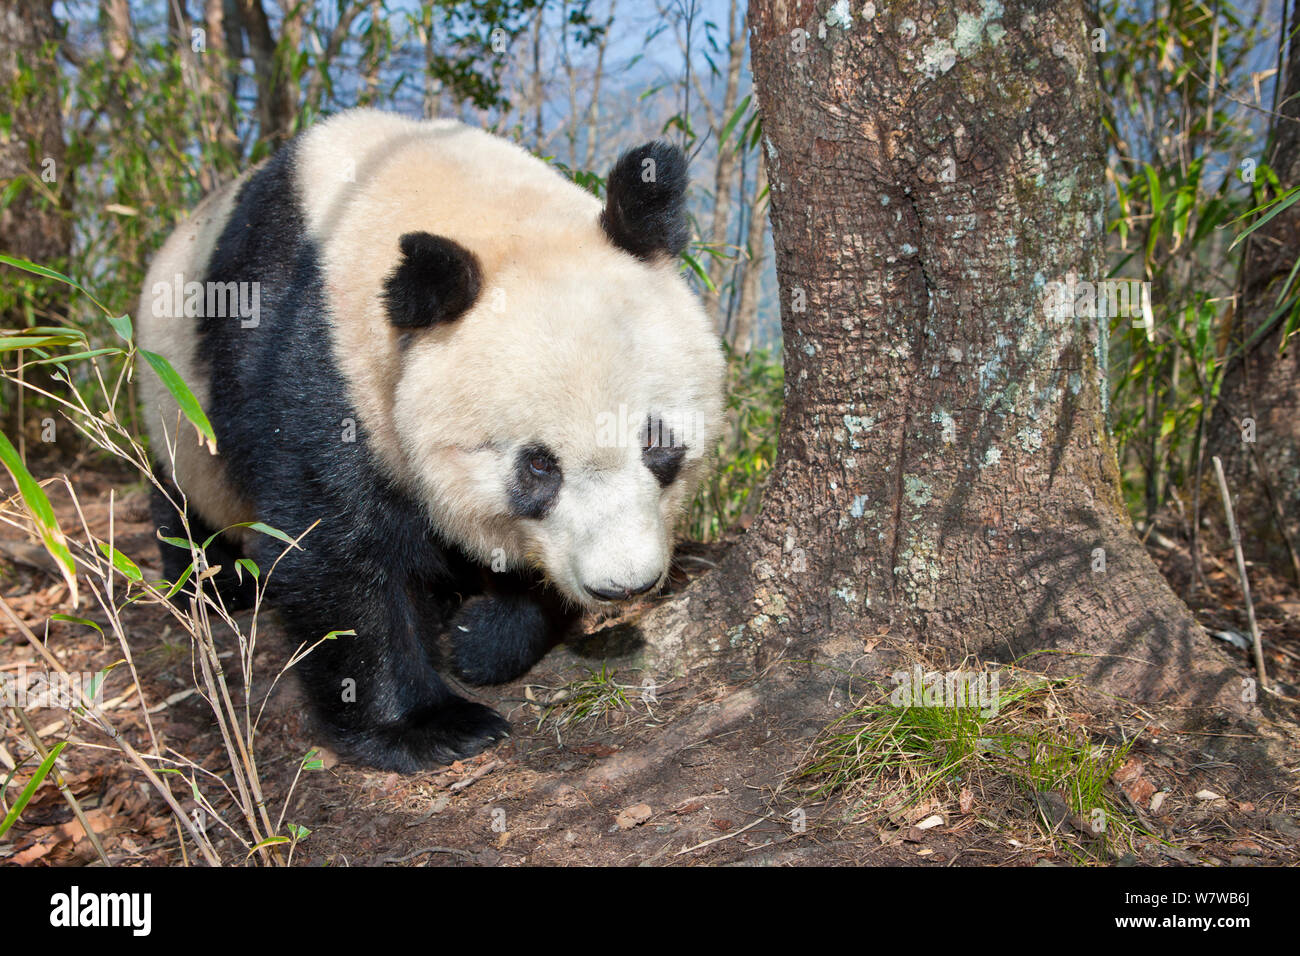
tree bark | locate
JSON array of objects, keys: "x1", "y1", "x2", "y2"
[
  {"x1": 698, "y1": 0, "x2": 746, "y2": 321},
  {"x1": 359, "y1": 0, "x2": 385, "y2": 106},
  {"x1": 306, "y1": 2, "x2": 364, "y2": 116},
  {"x1": 635, "y1": 0, "x2": 1242, "y2": 710},
  {"x1": 729, "y1": 155, "x2": 768, "y2": 352},
  {"x1": 201, "y1": 0, "x2": 242, "y2": 160},
  {"x1": 0, "y1": 0, "x2": 68, "y2": 272},
  {"x1": 100, "y1": 0, "x2": 131, "y2": 66},
  {"x1": 0, "y1": 0, "x2": 70, "y2": 450},
  {"x1": 1205, "y1": 0, "x2": 1300, "y2": 584},
  {"x1": 582, "y1": 0, "x2": 616, "y2": 171},
  {"x1": 237, "y1": 0, "x2": 298, "y2": 147}
]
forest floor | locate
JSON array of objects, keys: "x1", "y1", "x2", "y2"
[{"x1": 2, "y1": 459, "x2": 1298, "y2": 867}]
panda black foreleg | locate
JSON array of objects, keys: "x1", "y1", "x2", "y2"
[
  {"x1": 451, "y1": 579, "x2": 580, "y2": 685},
  {"x1": 268, "y1": 543, "x2": 510, "y2": 771}
]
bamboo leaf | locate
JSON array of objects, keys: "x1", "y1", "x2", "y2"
[
  {"x1": 0, "y1": 253, "x2": 116, "y2": 318},
  {"x1": 162, "y1": 561, "x2": 195, "y2": 599},
  {"x1": 1229, "y1": 186, "x2": 1300, "y2": 250},
  {"x1": 97, "y1": 541, "x2": 143, "y2": 582},
  {"x1": 212, "y1": 520, "x2": 297, "y2": 548},
  {"x1": 25, "y1": 348, "x2": 124, "y2": 366},
  {"x1": 247, "y1": 835, "x2": 291, "y2": 857},
  {"x1": 0, "y1": 431, "x2": 78, "y2": 604},
  {"x1": 138, "y1": 349, "x2": 217, "y2": 451},
  {"x1": 49, "y1": 614, "x2": 102, "y2": 635},
  {"x1": 719, "y1": 94, "x2": 752, "y2": 148},
  {"x1": 0, "y1": 335, "x2": 83, "y2": 352},
  {"x1": 0, "y1": 742, "x2": 67, "y2": 838},
  {"x1": 680, "y1": 251, "x2": 717, "y2": 290}
]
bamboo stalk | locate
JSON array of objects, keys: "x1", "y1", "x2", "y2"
[{"x1": 1211, "y1": 455, "x2": 1269, "y2": 690}]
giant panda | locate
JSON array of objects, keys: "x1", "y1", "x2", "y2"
[{"x1": 136, "y1": 109, "x2": 725, "y2": 772}]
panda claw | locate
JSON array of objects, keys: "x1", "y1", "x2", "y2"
[{"x1": 342, "y1": 699, "x2": 510, "y2": 772}]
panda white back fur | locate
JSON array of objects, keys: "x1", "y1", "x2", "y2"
[{"x1": 138, "y1": 109, "x2": 724, "y2": 771}]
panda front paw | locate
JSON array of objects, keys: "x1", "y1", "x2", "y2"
[
  {"x1": 451, "y1": 594, "x2": 554, "y2": 685},
  {"x1": 341, "y1": 699, "x2": 511, "y2": 772}
]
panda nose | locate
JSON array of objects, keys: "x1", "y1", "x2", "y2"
[{"x1": 585, "y1": 579, "x2": 659, "y2": 602}]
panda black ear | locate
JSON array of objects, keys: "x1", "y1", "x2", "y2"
[
  {"x1": 382, "y1": 232, "x2": 482, "y2": 329},
  {"x1": 599, "y1": 141, "x2": 690, "y2": 261}
]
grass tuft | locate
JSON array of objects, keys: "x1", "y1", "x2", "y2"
[
  {"x1": 795, "y1": 671, "x2": 1144, "y2": 860},
  {"x1": 530, "y1": 664, "x2": 636, "y2": 734}
]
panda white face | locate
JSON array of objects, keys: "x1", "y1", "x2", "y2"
[
  {"x1": 504, "y1": 426, "x2": 680, "y2": 603},
  {"x1": 390, "y1": 254, "x2": 724, "y2": 609}
]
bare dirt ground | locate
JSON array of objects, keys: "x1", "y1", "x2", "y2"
[{"x1": 2, "y1": 460, "x2": 1298, "y2": 867}]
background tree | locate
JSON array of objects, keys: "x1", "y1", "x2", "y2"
[
  {"x1": 1205, "y1": 0, "x2": 1300, "y2": 585},
  {"x1": 0, "y1": 0, "x2": 71, "y2": 452},
  {"x1": 0, "y1": 0, "x2": 69, "y2": 298}
]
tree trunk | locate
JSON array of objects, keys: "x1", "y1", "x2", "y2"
[
  {"x1": 238, "y1": 0, "x2": 297, "y2": 147},
  {"x1": 201, "y1": 0, "x2": 242, "y2": 162},
  {"x1": 306, "y1": 2, "x2": 363, "y2": 116},
  {"x1": 0, "y1": 0, "x2": 71, "y2": 452},
  {"x1": 99, "y1": 0, "x2": 130, "y2": 66},
  {"x1": 634, "y1": 0, "x2": 1242, "y2": 710},
  {"x1": 699, "y1": 0, "x2": 746, "y2": 321},
  {"x1": 1204, "y1": 0, "x2": 1300, "y2": 584},
  {"x1": 729, "y1": 155, "x2": 768, "y2": 352},
  {"x1": 0, "y1": 0, "x2": 67, "y2": 272},
  {"x1": 360, "y1": 0, "x2": 384, "y2": 106},
  {"x1": 531, "y1": 7, "x2": 544, "y2": 149},
  {"x1": 582, "y1": 0, "x2": 616, "y2": 172}
]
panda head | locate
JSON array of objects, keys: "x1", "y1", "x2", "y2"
[{"x1": 381, "y1": 141, "x2": 725, "y2": 608}]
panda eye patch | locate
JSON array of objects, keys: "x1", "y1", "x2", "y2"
[
  {"x1": 643, "y1": 444, "x2": 687, "y2": 487},
  {"x1": 510, "y1": 444, "x2": 562, "y2": 519},
  {"x1": 641, "y1": 415, "x2": 687, "y2": 486}
]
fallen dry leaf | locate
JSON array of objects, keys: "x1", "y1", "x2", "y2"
[
  {"x1": 54, "y1": 809, "x2": 115, "y2": 843},
  {"x1": 905, "y1": 800, "x2": 941, "y2": 825},
  {"x1": 311, "y1": 745, "x2": 339, "y2": 770},
  {"x1": 571, "y1": 743, "x2": 619, "y2": 757},
  {"x1": 1268, "y1": 814, "x2": 1300, "y2": 840},
  {"x1": 1228, "y1": 839, "x2": 1263, "y2": 857},
  {"x1": 1113, "y1": 758, "x2": 1156, "y2": 806},
  {"x1": 10, "y1": 838, "x2": 56, "y2": 865},
  {"x1": 615, "y1": 803, "x2": 653, "y2": 829}
]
